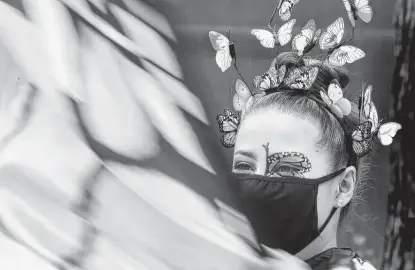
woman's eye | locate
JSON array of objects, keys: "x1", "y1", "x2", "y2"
[
  {"x1": 270, "y1": 164, "x2": 300, "y2": 177},
  {"x1": 233, "y1": 163, "x2": 254, "y2": 172}
]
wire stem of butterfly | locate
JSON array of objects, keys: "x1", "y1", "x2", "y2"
[
  {"x1": 233, "y1": 62, "x2": 250, "y2": 93},
  {"x1": 268, "y1": 0, "x2": 280, "y2": 26},
  {"x1": 318, "y1": 54, "x2": 329, "y2": 71}
]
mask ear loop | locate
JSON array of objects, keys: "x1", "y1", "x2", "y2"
[{"x1": 316, "y1": 208, "x2": 338, "y2": 237}]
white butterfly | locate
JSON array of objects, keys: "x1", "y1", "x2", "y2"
[
  {"x1": 320, "y1": 79, "x2": 351, "y2": 118},
  {"x1": 319, "y1": 17, "x2": 365, "y2": 66},
  {"x1": 362, "y1": 84, "x2": 402, "y2": 146},
  {"x1": 292, "y1": 19, "x2": 321, "y2": 56},
  {"x1": 278, "y1": 0, "x2": 300, "y2": 21},
  {"x1": 233, "y1": 79, "x2": 253, "y2": 113},
  {"x1": 251, "y1": 19, "x2": 296, "y2": 49},
  {"x1": 319, "y1": 17, "x2": 345, "y2": 50},
  {"x1": 342, "y1": 0, "x2": 373, "y2": 27},
  {"x1": 208, "y1": 31, "x2": 235, "y2": 72},
  {"x1": 329, "y1": 45, "x2": 365, "y2": 66}
]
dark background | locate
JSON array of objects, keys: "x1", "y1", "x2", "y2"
[{"x1": 161, "y1": 0, "x2": 397, "y2": 268}]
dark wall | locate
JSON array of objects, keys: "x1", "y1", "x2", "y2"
[{"x1": 164, "y1": 0, "x2": 395, "y2": 267}]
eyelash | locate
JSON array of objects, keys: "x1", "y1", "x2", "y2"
[{"x1": 233, "y1": 162, "x2": 255, "y2": 172}]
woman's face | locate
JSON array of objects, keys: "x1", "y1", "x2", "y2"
[{"x1": 233, "y1": 109, "x2": 339, "y2": 227}]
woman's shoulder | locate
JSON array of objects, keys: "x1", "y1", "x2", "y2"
[{"x1": 305, "y1": 247, "x2": 377, "y2": 270}]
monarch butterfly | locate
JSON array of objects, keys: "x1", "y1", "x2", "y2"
[
  {"x1": 216, "y1": 108, "x2": 240, "y2": 148},
  {"x1": 351, "y1": 121, "x2": 373, "y2": 157},
  {"x1": 253, "y1": 59, "x2": 286, "y2": 91},
  {"x1": 284, "y1": 66, "x2": 319, "y2": 90}
]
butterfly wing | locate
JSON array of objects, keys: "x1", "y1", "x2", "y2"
[
  {"x1": 278, "y1": 0, "x2": 300, "y2": 21},
  {"x1": 377, "y1": 122, "x2": 402, "y2": 146},
  {"x1": 267, "y1": 152, "x2": 311, "y2": 177},
  {"x1": 284, "y1": 66, "x2": 319, "y2": 90},
  {"x1": 352, "y1": 121, "x2": 373, "y2": 142},
  {"x1": 209, "y1": 31, "x2": 229, "y2": 51},
  {"x1": 313, "y1": 29, "x2": 322, "y2": 43},
  {"x1": 251, "y1": 29, "x2": 276, "y2": 48},
  {"x1": 363, "y1": 94, "x2": 379, "y2": 132},
  {"x1": 215, "y1": 49, "x2": 232, "y2": 72},
  {"x1": 355, "y1": 0, "x2": 373, "y2": 23},
  {"x1": 328, "y1": 45, "x2": 365, "y2": 66},
  {"x1": 292, "y1": 19, "x2": 316, "y2": 55},
  {"x1": 319, "y1": 17, "x2": 345, "y2": 50},
  {"x1": 320, "y1": 90, "x2": 333, "y2": 107},
  {"x1": 352, "y1": 139, "x2": 372, "y2": 157},
  {"x1": 327, "y1": 80, "x2": 343, "y2": 103},
  {"x1": 363, "y1": 84, "x2": 373, "y2": 116},
  {"x1": 277, "y1": 65, "x2": 287, "y2": 85},
  {"x1": 235, "y1": 79, "x2": 252, "y2": 101},
  {"x1": 233, "y1": 79, "x2": 252, "y2": 112},
  {"x1": 277, "y1": 19, "x2": 296, "y2": 46},
  {"x1": 209, "y1": 31, "x2": 232, "y2": 72},
  {"x1": 342, "y1": 0, "x2": 356, "y2": 27},
  {"x1": 221, "y1": 132, "x2": 237, "y2": 148},
  {"x1": 217, "y1": 109, "x2": 240, "y2": 133}
]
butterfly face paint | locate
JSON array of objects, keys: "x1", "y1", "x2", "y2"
[
  {"x1": 232, "y1": 143, "x2": 344, "y2": 254},
  {"x1": 262, "y1": 143, "x2": 312, "y2": 177}
]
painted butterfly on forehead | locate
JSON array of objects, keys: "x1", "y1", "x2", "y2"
[
  {"x1": 251, "y1": 19, "x2": 296, "y2": 49},
  {"x1": 216, "y1": 108, "x2": 240, "y2": 148},
  {"x1": 283, "y1": 65, "x2": 319, "y2": 90},
  {"x1": 253, "y1": 58, "x2": 287, "y2": 92},
  {"x1": 262, "y1": 143, "x2": 312, "y2": 177},
  {"x1": 362, "y1": 84, "x2": 402, "y2": 146},
  {"x1": 208, "y1": 31, "x2": 236, "y2": 72},
  {"x1": 277, "y1": 0, "x2": 300, "y2": 21},
  {"x1": 342, "y1": 0, "x2": 373, "y2": 28},
  {"x1": 319, "y1": 17, "x2": 365, "y2": 66},
  {"x1": 292, "y1": 19, "x2": 321, "y2": 56}
]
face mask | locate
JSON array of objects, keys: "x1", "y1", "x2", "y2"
[{"x1": 230, "y1": 168, "x2": 345, "y2": 255}]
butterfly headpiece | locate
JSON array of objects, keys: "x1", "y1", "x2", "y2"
[{"x1": 210, "y1": 0, "x2": 401, "y2": 159}]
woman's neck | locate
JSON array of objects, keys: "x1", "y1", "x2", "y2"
[
  {"x1": 295, "y1": 211, "x2": 339, "y2": 261},
  {"x1": 264, "y1": 210, "x2": 339, "y2": 261}
]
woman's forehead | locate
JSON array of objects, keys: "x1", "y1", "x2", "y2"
[{"x1": 235, "y1": 110, "x2": 321, "y2": 156}]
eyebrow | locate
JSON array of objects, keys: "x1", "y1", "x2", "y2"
[{"x1": 234, "y1": 150, "x2": 257, "y2": 160}]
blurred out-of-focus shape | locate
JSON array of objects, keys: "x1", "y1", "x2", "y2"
[{"x1": 382, "y1": 1, "x2": 415, "y2": 270}]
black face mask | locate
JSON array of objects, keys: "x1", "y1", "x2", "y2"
[{"x1": 230, "y1": 168, "x2": 345, "y2": 255}]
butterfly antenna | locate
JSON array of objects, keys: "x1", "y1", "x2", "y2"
[{"x1": 269, "y1": 0, "x2": 280, "y2": 26}]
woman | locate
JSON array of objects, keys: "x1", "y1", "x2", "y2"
[{"x1": 217, "y1": 52, "x2": 400, "y2": 270}]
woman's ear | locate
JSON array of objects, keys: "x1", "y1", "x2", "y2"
[{"x1": 334, "y1": 166, "x2": 356, "y2": 208}]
